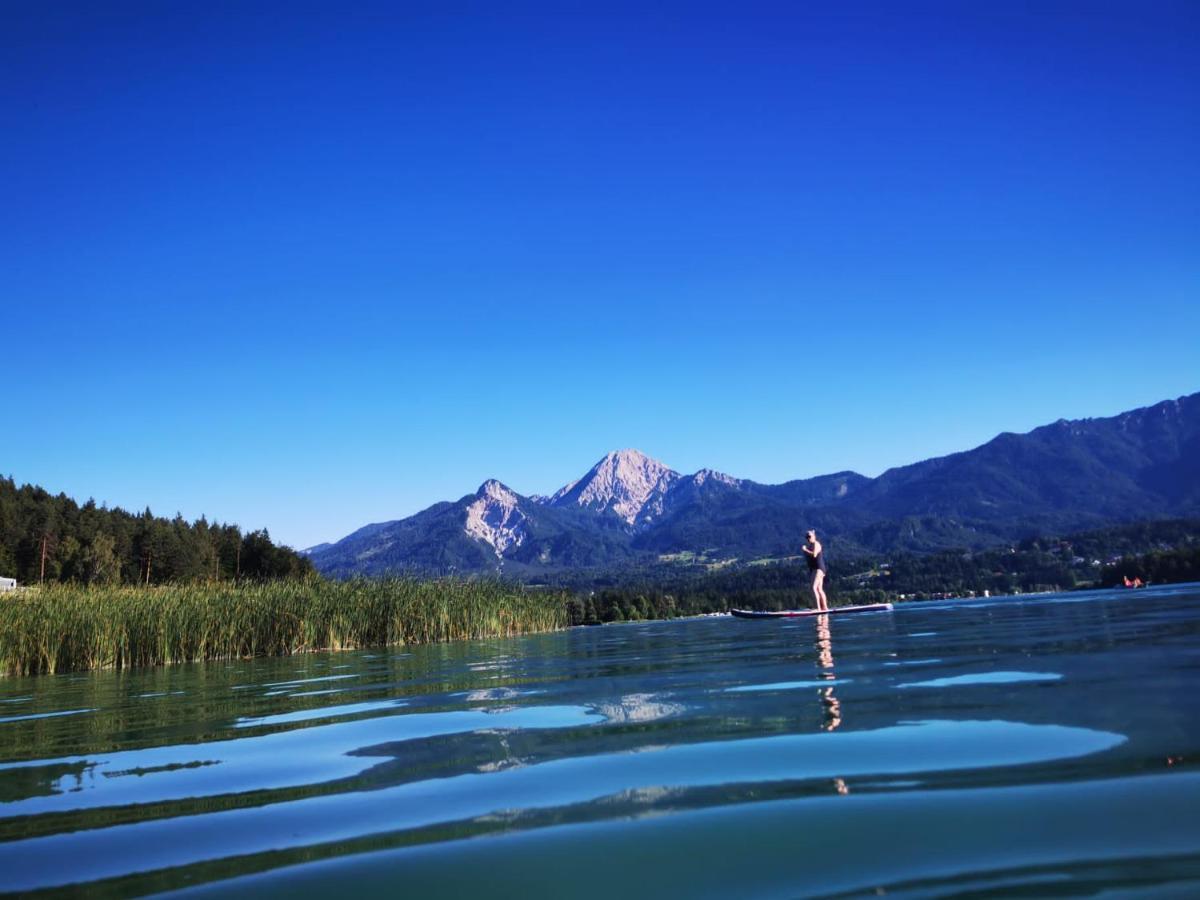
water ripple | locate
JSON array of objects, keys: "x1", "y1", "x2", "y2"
[{"x1": 899, "y1": 671, "x2": 1063, "y2": 689}]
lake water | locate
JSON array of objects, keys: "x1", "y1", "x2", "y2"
[{"x1": 2, "y1": 584, "x2": 1199, "y2": 898}]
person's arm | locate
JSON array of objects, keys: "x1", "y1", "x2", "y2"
[{"x1": 802, "y1": 543, "x2": 814, "y2": 557}]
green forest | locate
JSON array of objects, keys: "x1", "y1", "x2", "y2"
[
  {"x1": 559, "y1": 519, "x2": 1200, "y2": 624},
  {"x1": 0, "y1": 477, "x2": 313, "y2": 586},
  {"x1": 1099, "y1": 544, "x2": 1200, "y2": 588},
  {"x1": 5, "y1": 473, "x2": 1199, "y2": 632}
]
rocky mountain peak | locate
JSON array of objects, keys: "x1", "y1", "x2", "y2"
[
  {"x1": 549, "y1": 449, "x2": 681, "y2": 526},
  {"x1": 692, "y1": 468, "x2": 741, "y2": 487},
  {"x1": 476, "y1": 479, "x2": 519, "y2": 503},
  {"x1": 465, "y1": 480, "x2": 526, "y2": 557}
]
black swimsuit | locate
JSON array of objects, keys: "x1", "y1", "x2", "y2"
[{"x1": 807, "y1": 546, "x2": 827, "y2": 573}]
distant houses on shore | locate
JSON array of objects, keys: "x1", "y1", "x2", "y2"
[{"x1": 1, "y1": 577, "x2": 16, "y2": 592}]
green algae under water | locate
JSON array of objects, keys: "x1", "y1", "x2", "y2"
[{"x1": 2, "y1": 584, "x2": 1199, "y2": 898}]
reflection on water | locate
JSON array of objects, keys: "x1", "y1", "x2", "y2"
[
  {"x1": 0, "y1": 707, "x2": 96, "y2": 724},
  {"x1": 0, "y1": 584, "x2": 1198, "y2": 898},
  {"x1": 899, "y1": 670, "x2": 1063, "y2": 689},
  {"x1": 815, "y1": 615, "x2": 843, "y2": 734}
]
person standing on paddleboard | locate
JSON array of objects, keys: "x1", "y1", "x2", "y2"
[{"x1": 803, "y1": 529, "x2": 828, "y2": 611}]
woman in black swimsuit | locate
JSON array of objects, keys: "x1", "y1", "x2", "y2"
[{"x1": 803, "y1": 529, "x2": 828, "y2": 611}]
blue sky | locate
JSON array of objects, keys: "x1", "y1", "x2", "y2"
[{"x1": 4, "y1": 1, "x2": 1198, "y2": 549}]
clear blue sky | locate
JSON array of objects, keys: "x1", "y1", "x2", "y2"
[{"x1": 4, "y1": 1, "x2": 1198, "y2": 550}]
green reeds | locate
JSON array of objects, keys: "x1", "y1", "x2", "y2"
[{"x1": 0, "y1": 578, "x2": 567, "y2": 676}]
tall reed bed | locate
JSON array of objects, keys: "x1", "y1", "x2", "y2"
[{"x1": 0, "y1": 578, "x2": 568, "y2": 676}]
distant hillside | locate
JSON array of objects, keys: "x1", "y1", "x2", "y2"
[
  {"x1": 307, "y1": 392, "x2": 1200, "y2": 578},
  {"x1": 307, "y1": 480, "x2": 639, "y2": 580},
  {"x1": 563, "y1": 518, "x2": 1200, "y2": 624},
  {"x1": 853, "y1": 396, "x2": 1200, "y2": 525},
  {"x1": 0, "y1": 478, "x2": 313, "y2": 585}
]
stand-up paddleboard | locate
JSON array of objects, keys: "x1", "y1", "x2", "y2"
[{"x1": 731, "y1": 603, "x2": 893, "y2": 619}]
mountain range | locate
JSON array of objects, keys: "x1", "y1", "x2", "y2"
[{"x1": 306, "y1": 392, "x2": 1200, "y2": 578}]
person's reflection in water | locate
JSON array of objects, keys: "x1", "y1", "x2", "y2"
[
  {"x1": 814, "y1": 614, "x2": 850, "y2": 795},
  {"x1": 814, "y1": 614, "x2": 842, "y2": 732}
]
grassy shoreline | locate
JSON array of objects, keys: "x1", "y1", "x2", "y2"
[{"x1": 0, "y1": 578, "x2": 568, "y2": 676}]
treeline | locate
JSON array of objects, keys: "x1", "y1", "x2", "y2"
[
  {"x1": 1100, "y1": 544, "x2": 1200, "y2": 587},
  {"x1": 564, "y1": 562, "x2": 863, "y2": 625},
  {"x1": 864, "y1": 518, "x2": 1200, "y2": 598},
  {"x1": 0, "y1": 477, "x2": 313, "y2": 586},
  {"x1": 847, "y1": 545, "x2": 1085, "y2": 599},
  {"x1": 561, "y1": 518, "x2": 1200, "y2": 623},
  {"x1": 1015, "y1": 519, "x2": 1200, "y2": 561}
]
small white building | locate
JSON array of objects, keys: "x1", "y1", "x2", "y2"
[{"x1": 0, "y1": 577, "x2": 16, "y2": 592}]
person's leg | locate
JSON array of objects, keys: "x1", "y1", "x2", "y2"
[{"x1": 814, "y1": 570, "x2": 828, "y2": 610}]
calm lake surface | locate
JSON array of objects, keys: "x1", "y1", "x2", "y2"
[{"x1": 2, "y1": 584, "x2": 1199, "y2": 898}]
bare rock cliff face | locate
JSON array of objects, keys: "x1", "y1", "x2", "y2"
[
  {"x1": 690, "y1": 468, "x2": 743, "y2": 488},
  {"x1": 547, "y1": 449, "x2": 682, "y2": 528},
  {"x1": 464, "y1": 480, "x2": 527, "y2": 557}
]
